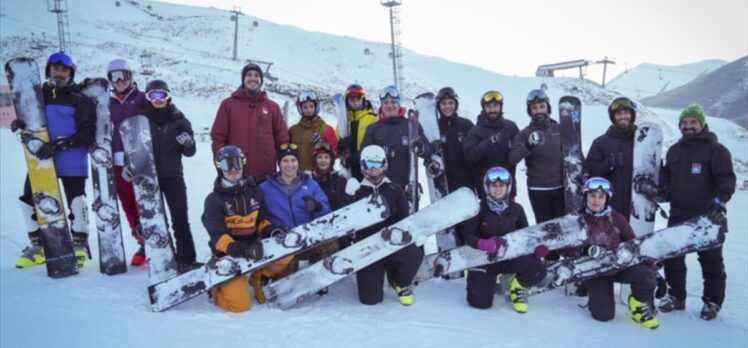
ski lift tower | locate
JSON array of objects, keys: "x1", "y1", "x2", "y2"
[
  {"x1": 381, "y1": 0, "x2": 404, "y2": 91},
  {"x1": 47, "y1": 0, "x2": 71, "y2": 52}
]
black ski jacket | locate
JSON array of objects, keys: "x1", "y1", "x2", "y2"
[
  {"x1": 463, "y1": 113, "x2": 519, "y2": 198},
  {"x1": 313, "y1": 171, "x2": 354, "y2": 211},
  {"x1": 438, "y1": 114, "x2": 475, "y2": 192},
  {"x1": 353, "y1": 178, "x2": 409, "y2": 241},
  {"x1": 660, "y1": 127, "x2": 736, "y2": 225},
  {"x1": 459, "y1": 201, "x2": 529, "y2": 249},
  {"x1": 142, "y1": 104, "x2": 196, "y2": 179},
  {"x1": 583, "y1": 125, "x2": 635, "y2": 219},
  {"x1": 361, "y1": 113, "x2": 432, "y2": 188},
  {"x1": 509, "y1": 116, "x2": 564, "y2": 189}
]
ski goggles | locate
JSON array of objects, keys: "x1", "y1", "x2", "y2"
[
  {"x1": 526, "y1": 89, "x2": 548, "y2": 104},
  {"x1": 378, "y1": 85, "x2": 400, "y2": 101},
  {"x1": 108, "y1": 70, "x2": 131, "y2": 83},
  {"x1": 146, "y1": 89, "x2": 170, "y2": 102},
  {"x1": 279, "y1": 143, "x2": 298, "y2": 151},
  {"x1": 362, "y1": 158, "x2": 387, "y2": 170},
  {"x1": 345, "y1": 84, "x2": 365, "y2": 98},
  {"x1": 297, "y1": 90, "x2": 318, "y2": 103},
  {"x1": 609, "y1": 97, "x2": 636, "y2": 112},
  {"x1": 482, "y1": 91, "x2": 503, "y2": 105},
  {"x1": 484, "y1": 166, "x2": 512, "y2": 185},
  {"x1": 217, "y1": 157, "x2": 245, "y2": 172},
  {"x1": 583, "y1": 177, "x2": 613, "y2": 197},
  {"x1": 47, "y1": 52, "x2": 75, "y2": 69},
  {"x1": 313, "y1": 141, "x2": 333, "y2": 152}
]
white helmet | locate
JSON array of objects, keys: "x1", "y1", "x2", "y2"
[
  {"x1": 360, "y1": 145, "x2": 388, "y2": 170},
  {"x1": 107, "y1": 58, "x2": 131, "y2": 73}
]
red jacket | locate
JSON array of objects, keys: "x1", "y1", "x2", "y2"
[{"x1": 211, "y1": 89, "x2": 289, "y2": 180}]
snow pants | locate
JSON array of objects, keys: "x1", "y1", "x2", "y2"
[
  {"x1": 114, "y1": 165, "x2": 141, "y2": 243},
  {"x1": 213, "y1": 256, "x2": 296, "y2": 313},
  {"x1": 587, "y1": 264, "x2": 656, "y2": 321},
  {"x1": 466, "y1": 254, "x2": 546, "y2": 309},
  {"x1": 158, "y1": 176, "x2": 196, "y2": 265},
  {"x1": 21, "y1": 175, "x2": 87, "y2": 234},
  {"x1": 356, "y1": 244, "x2": 424, "y2": 305},
  {"x1": 662, "y1": 246, "x2": 725, "y2": 306},
  {"x1": 528, "y1": 188, "x2": 565, "y2": 262}
]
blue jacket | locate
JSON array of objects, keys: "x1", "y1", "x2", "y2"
[
  {"x1": 43, "y1": 82, "x2": 96, "y2": 177},
  {"x1": 259, "y1": 172, "x2": 331, "y2": 228}
]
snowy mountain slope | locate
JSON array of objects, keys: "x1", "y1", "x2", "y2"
[
  {"x1": 1, "y1": 0, "x2": 747, "y2": 346},
  {"x1": 607, "y1": 60, "x2": 726, "y2": 99}
]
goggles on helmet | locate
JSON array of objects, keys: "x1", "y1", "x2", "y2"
[
  {"x1": 526, "y1": 89, "x2": 549, "y2": 104},
  {"x1": 378, "y1": 85, "x2": 400, "y2": 101},
  {"x1": 279, "y1": 143, "x2": 298, "y2": 151},
  {"x1": 108, "y1": 70, "x2": 131, "y2": 83},
  {"x1": 484, "y1": 166, "x2": 512, "y2": 185},
  {"x1": 362, "y1": 159, "x2": 386, "y2": 170},
  {"x1": 146, "y1": 89, "x2": 170, "y2": 102},
  {"x1": 583, "y1": 177, "x2": 613, "y2": 197},
  {"x1": 298, "y1": 90, "x2": 318, "y2": 103},
  {"x1": 345, "y1": 84, "x2": 365, "y2": 98},
  {"x1": 217, "y1": 157, "x2": 244, "y2": 172},
  {"x1": 482, "y1": 91, "x2": 503, "y2": 105},
  {"x1": 609, "y1": 98, "x2": 636, "y2": 112}
]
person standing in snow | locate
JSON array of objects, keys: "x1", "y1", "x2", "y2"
[
  {"x1": 288, "y1": 90, "x2": 338, "y2": 171},
  {"x1": 350, "y1": 145, "x2": 423, "y2": 306},
  {"x1": 211, "y1": 63, "x2": 289, "y2": 181},
  {"x1": 13, "y1": 52, "x2": 96, "y2": 269},
  {"x1": 104, "y1": 58, "x2": 149, "y2": 266},
  {"x1": 459, "y1": 167, "x2": 545, "y2": 313},
  {"x1": 463, "y1": 90, "x2": 519, "y2": 200},
  {"x1": 644, "y1": 104, "x2": 736, "y2": 321},
  {"x1": 338, "y1": 84, "x2": 379, "y2": 181},
  {"x1": 434, "y1": 87, "x2": 475, "y2": 193}
]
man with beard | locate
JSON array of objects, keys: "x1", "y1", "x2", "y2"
[
  {"x1": 583, "y1": 97, "x2": 638, "y2": 219},
  {"x1": 645, "y1": 104, "x2": 736, "y2": 321},
  {"x1": 463, "y1": 90, "x2": 519, "y2": 199},
  {"x1": 13, "y1": 52, "x2": 96, "y2": 269}
]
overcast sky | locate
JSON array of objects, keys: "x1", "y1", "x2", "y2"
[{"x1": 158, "y1": 0, "x2": 748, "y2": 83}]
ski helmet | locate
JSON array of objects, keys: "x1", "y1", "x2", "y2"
[
  {"x1": 45, "y1": 52, "x2": 76, "y2": 80},
  {"x1": 106, "y1": 58, "x2": 133, "y2": 83},
  {"x1": 582, "y1": 177, "x2": 613, "y2": 200},
  {"x1": 480, "y1": 90, "x2": 503, "y2": 109},
  {"x1": 345, "y1": 84, "x2": 366, "y2": 99},
  {"x1": 145, "y1": 79, "x2": 170, "y2": 93},
  {"x1": 483, "y1": 166, "x2": 512, "y2": 201},
  {"x1": 296, "y1": 90, "x2": 320, "y2": 116},
  {"x1": 215, "y1": 145, "x2": 246, "y2": 182},
  {"x1": 436, "y1": 87, "x2": 459, "y2": 114},
  {"x1": 608, "y1": 97, "x2": 637, "y2": 124},
  {"x1": 526, "y1": 89, "x2": 551, "y2": 116},
  {"x1": 378, "y1": 85, "x2": 401, "y2": 106},
  {"x1": 360, "y1": 145, "x2": 388, "y2": 171}
]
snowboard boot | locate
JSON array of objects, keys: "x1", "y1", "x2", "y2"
[
  {"x1": 131, "y1": 241, "x2": 147, "y2": 266},
  {"x1": 658, "y1": 294, "x2": 686, "y2": 313},
  {"x1": 71, "y1": 232, "x2": 90, "y2": 268},
  {"x1": 16, "y1": 243, "x2": 45, "y2": 268},
  {"x1": 700, "y1": 301, "x2": 721, "y2": 321},
  {"x1": 508, "y1": 276, "x2": 529, "y2": 313},
  {"x1": 628, "y1": 293, "x2": 659, "y2": 329},
  {"x1": 251, "y1": 272, "x2": 268, "y2": 304},
  {"x1": 394, "y1": 285, "x2": 414, "y2": 306}
]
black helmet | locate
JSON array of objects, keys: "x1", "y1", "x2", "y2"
[
  {"x1": 145, "y1": 79, "x2": 170, "y2": 93},
  {"x1": 608, "y1": 97, "x2": 637, "y2": 124},
  {"x1": 436, "y1": 87, "x2": 459, "y2": 115},
  {"x1": 526, "y1": 89, "x2": 551, "y2": 116}
]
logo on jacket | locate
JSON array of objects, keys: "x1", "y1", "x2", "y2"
[
  {"x1": 224, "y1": 202, "x2": 236, "y2": 215},
  {"x1": 262, "y1": 107, "x2": 269, "y2": 115},
  {"x1": 691, "y1": 163, "x2": 702, "y2": 175}
]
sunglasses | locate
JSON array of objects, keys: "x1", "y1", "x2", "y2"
[
  {"x1": 279, "y1": 143, "x2": 298, "y2": 150},
  {"x1": 146, "y1": 89, "x2": 170, "y2": 102},
  {"x1": 362, "y1": 159, "x2": 386, "y2": 170},
  {"x1": 108, "y1": 70, "x2": 131, "y2": 83},
  {"x1": 484, "y1": 167, "x2": 511, "y2": 184},
  {"x1": 482, "y1": 91, "x2": 503, "y2": 104},
  {"x1": 378, "y1": 85, "x2": 400, "y2": 100}
]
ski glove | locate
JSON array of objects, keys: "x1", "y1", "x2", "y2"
[
  {"x1": 310, "y1": 131, "x2": 322, "y2": 146},
  {"x1": 477, "y1": 236, "x2": 503, "y2": 254},
  {"x1": 607, "y1": 152, "x2": 625, "y2": 169},
  {"x1": 708, "y1": 198, "x2": 728, "y2": 232},
  {"x1": 264, "y1": 225, "x2": 287, "y2": 238},
  {"x1": 409, "y1": 139, "x2": 425, "y2": 156},
  {"x1": 489, "y1": 132, "x2": 504, "y2": 144},
  {"x1": 227, "y1": 240, "x2": 264, "y2": 260},
  {"x1": 302, "y1": 195, "x2": 323, "y2": 213},
  {"x1": 344, "y1": 178, "x2": 361, "y2": 196},
  {"x1": 10, "y1": 119, "x2": 26, "y2": 133},
  {"x1": 527, "y1": 131, "x2": 544, "y2": 147},
  {"x1": 633, "y1": 176, "x2": 660, "y2": 199},
  {"x1": 35, "y1": 138, "x2": 70, "y2": 160},
  {"x1": 122, "y1": 165, "x2": 134, "y2": 182},
  {"x1": 176, "y1": 132, "x2": 194, "y2": 148}
]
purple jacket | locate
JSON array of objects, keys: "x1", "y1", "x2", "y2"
[{"x1": 110, "y1": 86, "x2": 147, "y2": 158}]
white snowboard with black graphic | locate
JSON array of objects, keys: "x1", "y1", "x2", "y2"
[
  {"x1": 559, "y1": 96, "x2": 584, "y2": 214},
  {"x1": 630, "y1": 121, "x2": 664, "y2": 237}
]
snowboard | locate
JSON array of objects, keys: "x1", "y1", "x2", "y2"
[
  {"x1": 148, "y1": 194, "x2": 389, "y2": 311},
  {"x1": 521, "y1": 214, "x2": 725, "y2": 297},
  {"x1": 413, "y1": 214, "x2": 588, "y2": 284},
  {"x1": 406, "y1": 108, "x2": 421, "y2": 213},
  {"x1": 333, "y1": 93, "x2": 348, "y2": 139},
  {"x1": 414, "y1": 92, "x2": 461, "y2": 275},
  {"x1": 264, "y1": 187, "x2": 480, "y2": 309},
  {"x1": 119, "y1": 115, "x2": 177, "y2": 284},
  {"x1": 5, "y1": 57, "x2": 78, "y2": 278},
  {"x1": 630, "y1": 121, "x2": 664, "y2": 237},
  {"x1": 559, "y1": 96, "x2": 584, "y2": 214},
  {"x1": 81, "y1": 78, "x2": 127, "y2": 275},
  {"x1": 282, "y1": 100, "x2": 290, "y2": 126}
]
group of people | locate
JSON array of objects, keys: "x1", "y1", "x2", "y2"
[{"x1": 12, "y1": 52, "x2": 736, "y2": 329}]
